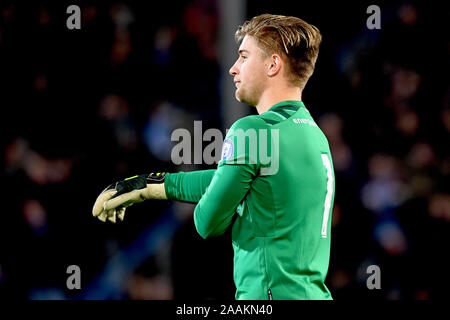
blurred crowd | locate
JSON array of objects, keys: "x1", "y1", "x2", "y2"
[{"x1": 0, "y1": 0, "x2": 448, "y2": 300}]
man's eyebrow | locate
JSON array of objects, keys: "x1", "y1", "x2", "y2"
[{"x1": 238, "y1": 49, "x2": 249, "y2": 55}]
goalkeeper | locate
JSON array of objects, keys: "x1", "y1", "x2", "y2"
[{"x1": 93, "y1": 14, "x2": 335, "y2": 300}]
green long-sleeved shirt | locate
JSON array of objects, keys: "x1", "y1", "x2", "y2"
[{"x1": 164, "y1": 100, "x2": 335, "y2": 300}]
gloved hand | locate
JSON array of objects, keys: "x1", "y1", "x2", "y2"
[{"x1": 92, "y1": 172, "x2": 167, "y2": 223}]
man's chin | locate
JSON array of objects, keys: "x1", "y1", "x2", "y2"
[
  {"x1": 235, "y1": 90, "x2": 256, "y2": 106},
  {"x1": 235, "y1": 91, "x2": 242, "y2": 102}
]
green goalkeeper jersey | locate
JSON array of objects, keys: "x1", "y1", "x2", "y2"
[{"x1": 165, "y1": 100, "x2": 335, "y2": 300}]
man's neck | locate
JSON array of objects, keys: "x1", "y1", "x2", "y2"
[{"x1": 255, "y1": 87, "x2": 302, "y2": 114}]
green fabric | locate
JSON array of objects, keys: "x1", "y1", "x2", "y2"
[
  {"x1": 165, "y1": 169, "x2": 216, "y2": 203},
  {"x1": 165, "y1": 100, "x2": 335, "y2": 300}
]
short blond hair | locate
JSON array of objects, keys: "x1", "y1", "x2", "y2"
[{"x1": 235, "y1": 14, "x2": 322, "y2": 89}]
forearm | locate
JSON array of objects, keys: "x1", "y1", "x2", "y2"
[
  {"x1": 194, "y1": 163, "x2": 255, "y2": 238},
  {"x1": 164, "y1": 169, "x2": 216, "y2": 203}
]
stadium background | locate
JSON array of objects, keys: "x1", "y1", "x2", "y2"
[{"x1": 0, "y1": 0, "x2": 448, "y2": 300}]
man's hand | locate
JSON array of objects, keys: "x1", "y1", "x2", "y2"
[{"x1": 92, "y1": 172, "x2": 167, "y2": 223}]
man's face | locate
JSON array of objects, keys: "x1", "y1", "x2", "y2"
[{"x1": 229, "y1": 35, "x2": 269, "y2": 106}]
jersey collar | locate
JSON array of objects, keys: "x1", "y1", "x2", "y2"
[{"x1": 266, "y1": 100, "x2": 305, "y2": 113}]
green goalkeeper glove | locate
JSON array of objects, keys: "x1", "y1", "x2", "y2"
[{"x1": 92, "y1": 172, "x2": 167, "y2": 223}]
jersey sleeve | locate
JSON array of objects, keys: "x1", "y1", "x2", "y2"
[
  {"x1": 193, "y1": 116, "x2": 266, "y2": 238},
  {"x1": 164, "y1": 169, "x2": 216, "y2": 203}
]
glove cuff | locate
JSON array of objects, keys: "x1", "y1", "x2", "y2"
[
  {"x1": 143, "y1": 182, "x2": 167, "y2": 200},
  {"x1": 146, "y1": 172, "x2": 166, "y2": 184}
]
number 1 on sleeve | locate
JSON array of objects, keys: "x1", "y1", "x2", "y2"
[{"x1": 321, "y1": 154, "x2": 334, "y2": 238}]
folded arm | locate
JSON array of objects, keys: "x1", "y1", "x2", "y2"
[{"x1": 192, "y1": 163, "x2": 254, "y2": 238}]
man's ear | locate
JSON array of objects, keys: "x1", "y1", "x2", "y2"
[{"x1": 267, "y1": 54, "x2": 282, "y2": 77}]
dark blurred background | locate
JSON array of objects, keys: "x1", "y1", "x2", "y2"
[{"x1": 0, "y1": 0, "x2": 448, "y2": 300}]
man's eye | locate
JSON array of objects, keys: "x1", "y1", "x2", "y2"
[{"x1": 241, "y1": 56, "x2": 247, "y2": 60}]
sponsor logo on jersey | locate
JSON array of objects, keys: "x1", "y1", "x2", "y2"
[{"x1": 293, "y1": 118, "x2": 318, "y2": 127}]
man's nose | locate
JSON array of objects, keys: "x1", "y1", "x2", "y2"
[{"x1": 229, "y1": 61, "x2": 238, "y2": 76}]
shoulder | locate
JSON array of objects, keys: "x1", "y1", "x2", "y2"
[
  {"x1": 221, "y1": 115, "x2": 266, "y2": 165},
  {"x1": 229, "y1": 115, "x2": 268, "y2": 132}
]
